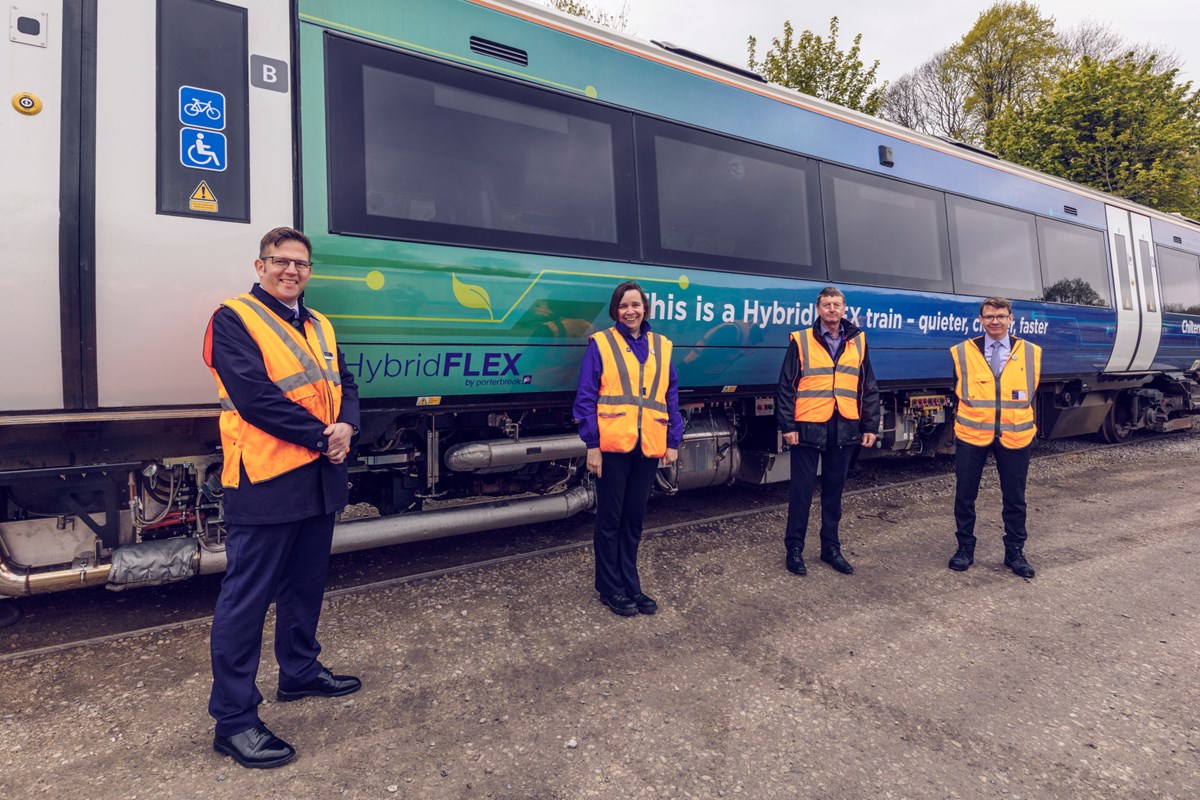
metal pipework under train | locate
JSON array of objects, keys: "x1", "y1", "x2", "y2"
[{"x1": 3, "y1": 0, "x2": 1200, "y2": 597}]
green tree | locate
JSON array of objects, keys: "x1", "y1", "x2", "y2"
[
  {"x1": 989, "y1": 55, "x2": 1200, "y2": 217},
  {"x1": 1038, "y1": 277, "x2": 1105, "y2": 306},
  {"x1": 747, "y1": 18, "x2": 886, "y2": 115},
  {"x1": 948, "y1": 1, "x2": 1062, "y2": 144}
]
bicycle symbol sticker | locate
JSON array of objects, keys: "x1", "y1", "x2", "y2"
[
  {"x1": 178, "y1": 85, "x2": 225, "y2": 131},
  {"x1": 180, "y1": 128, "x2": 227, "y2": 172}
]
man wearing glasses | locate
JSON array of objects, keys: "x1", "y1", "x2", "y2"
[
  {"x1": 948, "y1": 297, "x2": 1042, "y2": 578},
  {"x1": 202, "y1": 227, "x2": 361, "y2": 768}
]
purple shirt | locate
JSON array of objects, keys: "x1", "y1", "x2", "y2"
[
  {"x1": 573, "y1": 322, "x2": 684, "y2": 450},
  {"x1": 820, "y1": 324, "x2": 844, "y2": 355}
]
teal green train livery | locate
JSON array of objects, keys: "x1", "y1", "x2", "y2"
[{"x1": 2, "y1": 0, "x2": 1197, "y2": 598}]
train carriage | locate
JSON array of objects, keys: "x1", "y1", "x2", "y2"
[{"x1": 2, "y1": 0, "x2": 1199, "y2": 596}]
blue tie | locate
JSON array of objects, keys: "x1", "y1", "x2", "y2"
[{"x1": 989, "y1": 342, "x2": 1003, "y2": 376}]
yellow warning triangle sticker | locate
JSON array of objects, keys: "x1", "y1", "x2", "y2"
[
  {"x1": 189, "y1": 181, "x2": 218, "y2": 213},
  {"x1": 191, "y1": 181, "x2": 216, "y2": 202}
]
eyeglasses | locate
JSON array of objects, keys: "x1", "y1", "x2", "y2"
[
  {"x1": 981, "y1": 314, "x2": 1011, "y2": 322},
  {"x1": 263, "y1": 255, "x2": 313, "y2": 271}
]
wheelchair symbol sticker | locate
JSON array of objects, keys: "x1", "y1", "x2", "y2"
[
  {"x1": 178, "y1": 86, "x2": 225, "y2": 131},
  {"x1": 180, "y1": 128, "x2": 227, "y2": 172}
]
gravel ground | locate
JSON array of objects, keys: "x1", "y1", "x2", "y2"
[{"x1": 0, "y1": 434, "x2": 1197, "y2": 799}]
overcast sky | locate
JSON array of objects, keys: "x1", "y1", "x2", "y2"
[{"x1": 572, "y1": 0, "x2": 1199, "y2": 89}]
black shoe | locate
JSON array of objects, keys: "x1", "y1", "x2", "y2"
[
  {"x1": 213, "y1": 723, "x2": 296, "y2": 769},
  {"x1": 1004, "y1": 547, "x2": 1036, "y2": 578},
  {"x1": 599, "y1": 594, "x2": 638, "y2": 616},
  {"x1": 820, "y1": 549, "x2": 854, "y2": 575},
  {"x1": 948, "y1": 545, "x2": 974, "y2": 571},
  {"x1": 785, "y1": 546, "x2": 807, "y2": 575},
  {"x1": 630, "y1": 593, "x2": 657, "y2": 615},
  {"x1": 277, "y1": 667, "x2": 362, "y2": 702}
]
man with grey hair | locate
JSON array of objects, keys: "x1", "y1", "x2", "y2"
[{"x1": 776, "y1": 286, "x2": 880, "y2": 576}]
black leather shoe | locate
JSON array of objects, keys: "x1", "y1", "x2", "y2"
[
  {"x1": 213, "y1": 723, "x2": 296, "y2": 769},
  {"x1": 948, "y1": 545, "x2": 974, "y2": 571},
  {"x1": 277, "y1": 667, "x2": 362, "y2": 702},
  {"x1": 630, "y1": 593, "x2": 657, "y2": 615},
  {"x1": 820, "y1": 549, "x2": 854, "y2": 574},
  {"x1": 785, "y1": 546, "x2": 807, "y2": 575},
  {"x1": 1004, "y1": 547, "x2": 1036, "y2": 578},
  {"x1": 599, "y1": 594, "x2": 638, "y2": 616}
]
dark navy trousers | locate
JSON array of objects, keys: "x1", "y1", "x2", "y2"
[
  {"x1": 954, "y1": 438, "x2": 1031, "y2": 550},
  {"x1": 208, "y1": 512, "x2": 335, "y2": 736},
  {"x1": 784, "y1": 421, "x2": 856, "y2": 554},
  {"x1": 593, "y1": 449, "x2": 660, "y2": 597}
]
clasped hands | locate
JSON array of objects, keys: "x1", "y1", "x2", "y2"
[
  {"x1": 324, "y1": 422, "x2": 355, "y2": 464},
  {"x1": 586, "y1": 447, "x2": 678, "y2": 479},
  {"x1": 783, "y1": 431, "x2": 877, "y2": 447}
]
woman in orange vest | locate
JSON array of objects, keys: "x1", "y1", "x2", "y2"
[{"x1": 573, "y1": 281, "x2": 684, "y2": 616}]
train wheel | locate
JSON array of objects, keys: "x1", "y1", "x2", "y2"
[{"x1": 1100, "y1": 399, "x2": 1133, "y2": 443}]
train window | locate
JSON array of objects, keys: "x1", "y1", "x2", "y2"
[
  {"x1": 1157, "y1": 246, "x2": 1200, "y2": 315},
  {"x1": 1035, "y1": 218, "x2": 1110, "y2": 307},
  {"x1": 1113, "y1": 234, "x2": 1134, "y2": 311},
  {"x1": 324, "y1": 34, "x2": 637, "y2": 260},
  {"x1": 635, "y1": 118, "x2": 824, "y2": 278},
  {"x1": 948, "y1": 195, "x2": 1041, "y2": 300},
  {"x1": 1138, "y1": 240, "x2": 1157, "y2": 313},
  {"x1": 821, "y1": 164, "x2": 950, "y2": 292}
]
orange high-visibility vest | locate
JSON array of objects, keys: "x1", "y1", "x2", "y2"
[
  {"x1": 791, "y1": 327, "x2": 865, "y2": 422},
  {"x1": 203, "y1": 294, "x2": 343, "y2": 487},
  {"x1": 591, "y1": 327, "x2": 673, "y2": 457},
  {"x1": 951, "y1": 337, "x2": 1041, "y2": 448}
]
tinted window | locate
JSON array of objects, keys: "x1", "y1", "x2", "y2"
[
  {"x1": 636, "y1": 119, "x2": 823, "y2": 278},
  {"x1": 1113, "y1": 234, "x2": 1133, "y2": 310},
  {"x1": 948, "y1": 195, "x2": 1040, "y2": 299},
  {"x1": 822, "y1": 164, "x2": 950, "y2": 292},
  {"x1": 325, "y1": 34, "x2": 636, "y2": 260},
  {"x1": 1138, "y1": 240, "x2": 1157, "y2": 313},
  {"x1": 1035, "y1": 218, "x2": 1110, "y2": 307},
  {"x1": 1158, "y1": 246, "x2": 1200, "y2": 315}
]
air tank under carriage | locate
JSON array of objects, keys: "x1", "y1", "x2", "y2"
[{"x1": 2, "y1": 0, "x2": 1200, "y2": 598}]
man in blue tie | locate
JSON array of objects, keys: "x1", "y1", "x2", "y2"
[{"x1": 948, "y1": 298, "x2": 1043, "y2": 578}]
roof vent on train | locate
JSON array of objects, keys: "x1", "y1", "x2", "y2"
[
  {"x1": 1064, "y1": 206, "x2": 1078, "y2": 216},
  {"x1": 652, "y1": 41, "x2": 766, "y2": 83},
  {"x1": 469, "y1": 36, "x2": 529, "y2": 66},
  {"x1": 933, "y1": 134, "x2": 999, "y2": 160}
]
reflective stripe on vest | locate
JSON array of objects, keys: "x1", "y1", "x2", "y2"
[
  {"x1": 592, "y1": 328, "x2": 673, "y2": 457},
  {"x1": 204, "y1": 294, "x2": 344, "y2": 487},
  {"x1": 951, "y1": 338, "x2": 1041, "y2": 448},
  {"x1": 792, "y1": 328, "x2": 864, "y2": 422}
]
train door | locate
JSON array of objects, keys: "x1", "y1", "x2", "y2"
[
  {"x1": 90, "y1": 0, "x2": 294, "y2": 408},
  {"x1": 1125, "y1": 213, "x2": 1162, "y2": 370},
  {"x1": 1104, "y1": 206, "x2": 1163, "y2": 372},
  {"x1": 1, "y1": 1, "x2": 66, "y2": 411}
]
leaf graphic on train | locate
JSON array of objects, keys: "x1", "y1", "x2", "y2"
[{"x1": 451, "y1": 273, "x2": 495, "y2": 320}]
